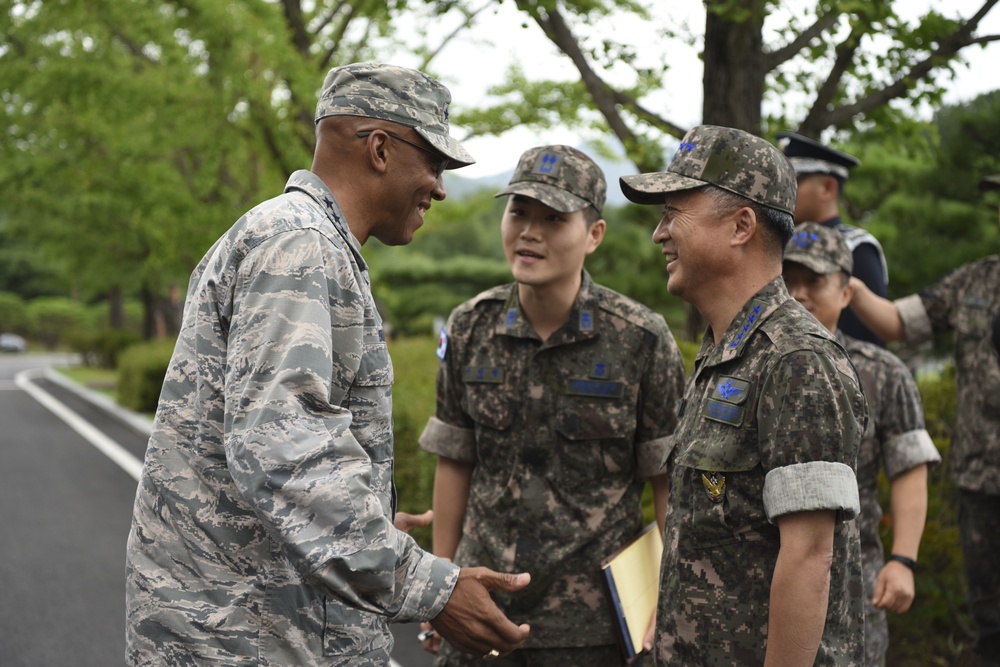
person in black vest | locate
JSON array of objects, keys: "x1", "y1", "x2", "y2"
[{"x1": 779, "y1": 131, "x2": 888, "y2": 346}]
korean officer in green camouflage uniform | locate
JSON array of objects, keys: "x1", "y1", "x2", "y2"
[
  {"x1": 783, "y1": 222, "x2": 941, "y2": 667},
  {"x1": 125, "y1": 62, "x2": 532, "y2": 667},
  {"x1": 850, "y1": 175, "x2": 1000, "y2": 667},
  {"x1": 621, "y1": 125, "x2": 868, "y2": 667},
  {"x1": 418, "y1": 145, "x2": 687, "y2": 666}
]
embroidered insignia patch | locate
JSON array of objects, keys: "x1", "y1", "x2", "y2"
[
  {"x1": 435, "y1": 327, "x2": 448, "y2": 360},
  {"x1": 463, "y1": 367, "x2": 504, "y2": 384},
  {"x1": 504, "y1": 309, "x2": 517, "y2": 326},
  {"x1": 590, "y1": 361, "x2": 611, "y2": 379},
  {"x1": 704, "y1": 400, "x2": 745, "y2": 426},
  {"x1": 712, "y1": 376, "x2": 751, "y2": 404},
  {"x1": 730, "y1": 304, "x2": 763, "y2": 349},
  {"x1": 702, "y1": 471, "x2": 725, "y2": 502},
  {"x1": 792, "y1": 230, "x2": 819, "y2": 248},
  {"x1": 962, "y1": 294, "x2": 991, "y2": 308},
  {"x1": 532, "y1": 151, "x2": 561, "y2": 176},
  {"x1": 565, "y1": 379, "x2": 624, "y2": 399},
  {"x1": 579, "y1": 310, "x2": 594, "y2": 331}
]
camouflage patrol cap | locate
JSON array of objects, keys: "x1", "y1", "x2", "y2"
[
  {"x1": 494, "y1": 145, "x2": 606, "y2": 213},
  {"x1": 783, "y1": 222, "x2": 853, "y2": 275},
  {"x1": 620, "y1": 125, "x2": 796, "y2": 215},
  {"x1": 315, "y1": 62, "x2": 475, "y2": 169}
]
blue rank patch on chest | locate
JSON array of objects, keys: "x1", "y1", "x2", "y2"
[
  {"x1": 703, "y1": 375, "x2": 751, "y2": 426},
  {"x1": 463, "y1": 366, "x2": 504, "y2": 384},
  {"x1": 565, "y1": 378, "x2": 624, "y2": 399}
]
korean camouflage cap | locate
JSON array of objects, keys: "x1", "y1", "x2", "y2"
[
  {"x1": 783, "y1": 222, "x2": 853, "y2": 275},
  {"x1": 620, "y1": 125, "x2": 796, "y2": 215},
  {"x1": 494, "y1": 145, "x2": 606, "y2": 213},
  {"x1": 315, "y1": 62, "x2": 475, "y2": 169}
]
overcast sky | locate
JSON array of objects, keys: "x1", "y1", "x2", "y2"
[{"x1": 390, "y1": 1, "x2": 1000, "y2": 179}]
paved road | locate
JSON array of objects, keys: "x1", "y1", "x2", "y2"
[{"x1": 0, "y1": 353, "x2": 433, "y2": 667}]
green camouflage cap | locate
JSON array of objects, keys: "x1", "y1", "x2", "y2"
[
  {"x1": 783, "y1": 222, "x2": 853, "y2": 275},
  {"x1": 620, "y1": 125, "x2": 796, "y2": 215},
  {"x1": 979, "y1": 174, "x2": 1000, "y2": 192},
  {"x1": 494, "y1": 145, "x2": 606, "y2": 213},
  {"x1": 315, "y1": 62, "x2": 475, "y2": 169}
]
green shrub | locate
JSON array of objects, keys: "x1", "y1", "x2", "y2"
[
  {"x1": 0, "y1": 291, "x2": 29, "y2": 334},
  {"x1": 388, "y1": 336, "x2": 442, "y2": 551},
  {"x1": 67, "y1": 328, "x2": 144, "y2": 368},
  {"x1": 117, "y1": 340, "x2": 176, "y2": 413},
  {"x1": 27, "y1": 296, "x2": 90, "y2": 349},
  {"x1": 883, "y1": 364, "x2": 974, "y2": 665}
]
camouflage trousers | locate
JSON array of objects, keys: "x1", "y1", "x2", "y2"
[
  {"x1": 434, "y1": 641, "x2": 624, "y2": 667},
  {"x1": 958, "y1": 489, "x2": 1000, "y2": 661}
]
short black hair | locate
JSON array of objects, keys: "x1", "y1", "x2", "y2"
[{"x1": 703, "y1": 186, "x2": 794, "y2": 257}]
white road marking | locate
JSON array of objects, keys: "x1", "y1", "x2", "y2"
[{"x1": 14, "y1": 368, "x2": 143, "y2": 481}]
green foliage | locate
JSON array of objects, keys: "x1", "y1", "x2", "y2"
[
  {"x1": 388, "y1": 335, "x2": 442, "y2": 550},
  {"x1": 117, "y1": 340, "x2": 176, "y2": 413},
  {"x1": 0, "y1": 291, "x2": 29, "y2": 334},
  {"x1": 67, "y1": 329, "x2": 145, "y2": 369},
  {"x1": 26, "y1": 296, "x2": 89, "y2": 349},
  {"x1": 883, "y1": 364, "x2": 974, "y2": 665}
]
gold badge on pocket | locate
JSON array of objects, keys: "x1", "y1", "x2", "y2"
[{"x1": 702, "y1": 471, "x2": 725, "y2": 502}]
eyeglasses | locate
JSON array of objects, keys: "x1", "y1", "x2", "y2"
[{"x1": 357, "y1": 130, "x2": 449, "y2": 177}]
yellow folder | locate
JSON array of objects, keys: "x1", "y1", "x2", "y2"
[{"x1": 599, "y1": 522, "x2": 664, "y2": 663}]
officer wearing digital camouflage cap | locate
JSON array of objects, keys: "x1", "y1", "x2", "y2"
[
  {"x1": 125, "y1": 62, "x2": 532, "y2": 666},
  {"x1": 621, "y1": 125, "x2": 867, "y2": 666},
  {"x1": 783, "y1": 222, "x2": 941, "y2": 667},
  {"x1": 779, "y1": 131, "x2": 889, "y2": 346},
  {"x1": 850, "y1": 174, "x2": 1000, "y2": 667},
  {"x1": 416, "y1": 145, "x2": 686, "y2": 667}
]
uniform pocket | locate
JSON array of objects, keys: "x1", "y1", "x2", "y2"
[
  {"x1": 554, "y1": 408, "x2": 635, "y2": 485},
  {"x1": 322, "y1": 596, "x2": 390, "y2": 659}
]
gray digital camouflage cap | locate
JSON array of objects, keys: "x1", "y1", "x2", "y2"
[
  {"x1": 315, "y1": 62, "x2": 475, "y2": 169},
  {"x1": 784, "y1": 222, "x2": 853, "y2": 275},
  {"x1": 620, "y1": 125, "x2": 796, "y2": 215},
  {"x1": 494, "y1": 145, "x2": 606, "y2": 213}
]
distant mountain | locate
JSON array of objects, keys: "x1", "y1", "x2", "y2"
[{"x1": 442, "y1": 144, "x2": 648, "y2": 208}]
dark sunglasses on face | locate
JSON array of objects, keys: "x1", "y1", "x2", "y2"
[{"x1": 357, "y1": 130, "x2": 449, "y2": 177}]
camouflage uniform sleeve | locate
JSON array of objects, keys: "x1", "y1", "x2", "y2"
[
  {"x1": 224, "y1": 229, "x2": 458, "y2": 621},
  {"x1": 759, "y1": 348, "x2": 864, "y2": 523},
  {"x1": 635, "y1": 319, "x2": 687, "y2": 479},
  {"x1": 418, "y1": 311, "x2": 477, "y2": 462},
  {"x1": 876, "y1": 355, "x2": 942, "y2": 480},
  {"x1": 898, "y1": 263, "x2": 978, "y2": 344}
]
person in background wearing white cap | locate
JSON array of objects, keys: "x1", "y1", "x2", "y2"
[
  {"x1": 417, "y1": 145, "x2": 686, "y2": 666},
  {"x1": 849, "y1": 175, "x2": 1000, "y2": 667},
  {"x1": 622, "y1": 125, "x2": 867, "y2": 667},
  {"x1": 783, "y1": 222, "x2": 940, "y2": 667},
  {"x1": 125, "y1": 62, "x2": 531, "y2": 667},
  {"x1": 779, "y1": 131, "x2": 889, "y2": 347}
]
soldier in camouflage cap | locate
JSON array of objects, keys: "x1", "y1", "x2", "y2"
[
  {"x1": 623, "y1": 125, "x2": 868, "y2": 666},
  {"x1": 778, "y1": 131, "x2": 889, "y2": 347},
  {"x1": 850, "y1": 174, "x2": 1000, "y2": 666},
  {"x1": 783, "y1": 222, "x2": 941, "y2": 667},
  {"x1": 418, "y1": 144, "x2": 686, "y2": 666},
  {"x1": 125, "y1": 62, "x2": 532, "y2": 667}
]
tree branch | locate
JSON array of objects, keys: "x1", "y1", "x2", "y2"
[
  {"x1": 823, "y1": 0, "x2": 1000, "y2": 129},
  {"x1": 418, "y1": 1, "x2": 492, "y2": 71},
  {"x1": 798, "y1": 19, "x2": 867, "y2": 137},
  {"x1": 763, "y1": 12, "x2": 840, "y2": 71}
]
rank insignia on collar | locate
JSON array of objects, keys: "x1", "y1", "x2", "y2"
[{"x1": 702, "y1": 471, "x2": 725, "y2": 502}]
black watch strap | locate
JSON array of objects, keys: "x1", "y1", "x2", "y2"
[{"x1": 888, "y1": 554, "x2": 917, "y2": 571}]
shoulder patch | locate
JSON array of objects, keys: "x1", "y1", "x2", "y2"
[{"x1": 436, "y1": 327, "x2": 448, "y2": 360}]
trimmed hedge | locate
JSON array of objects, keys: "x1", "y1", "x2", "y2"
[{"x1": 116, "y1": 340, "x2": 176, "y2": 413}]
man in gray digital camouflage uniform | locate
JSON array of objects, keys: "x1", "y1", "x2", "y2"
[
  {"x1": 782, "y1": 222, "x2": 941, "y2": 667},
  {"x1": 125, "y1": 62, "x2": 532, "y2": 667},
  {"x1": 417, "y1": 145, "x2": 687, "y2": 666},
  {"x1": 621, "y1": 125, "x2": 868, "y2": 667},
  {"x1": 850, "y1": 174, "x2": 1000, "y2": 667}
]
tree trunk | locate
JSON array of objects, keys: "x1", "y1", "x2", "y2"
[
  {"x1": 108, "y1": 284, "x2": 124, "y2": 329},
  {"x1": 682, "y1": 0, "x2": 768, "y2": 340}
]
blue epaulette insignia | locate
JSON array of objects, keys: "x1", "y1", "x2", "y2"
[
  {"x1": 435, "y1": 327, "x2": 448, "y2": 360},
  {"x1": 504, "y1": 309, "x2": 517, "y2": 326},
  {"x1": 580, "y1": 310, "x2": 594, "y2": 331}
]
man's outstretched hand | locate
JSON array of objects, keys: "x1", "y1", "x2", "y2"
[{"x1": 431, "y1": 567, "x2": 531, "y2": 657}]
